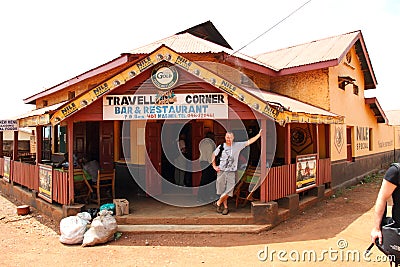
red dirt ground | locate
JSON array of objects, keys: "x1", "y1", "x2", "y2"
[{"x1": 0, "y1": 173, "x2": 390, "y2": 266}]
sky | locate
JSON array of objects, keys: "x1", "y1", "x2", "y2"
[{"x1": 0, "y1": 0, "x2": 399, "y2": 119}]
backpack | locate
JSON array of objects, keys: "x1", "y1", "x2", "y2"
[{"x1": 215, "y1": 144, "x2": 224, "y2": 166}]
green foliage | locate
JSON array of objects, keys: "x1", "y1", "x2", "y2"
[
  {"x1": 361, "y1": 172, "x2": 381, "y2": 184},
  {"x1": 330, "y1": 187, "x2": 344, "y2": 199}
]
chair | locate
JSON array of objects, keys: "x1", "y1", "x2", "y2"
[
  {"x1": 91, "y1": 169, "x2": 115, "y2": 206},
  {"x1": 73, "y1": 169, "x2": 93, "y2": 204},
  {"x1": 233, "y1": 166, "x2": 261, "y2": 208}
]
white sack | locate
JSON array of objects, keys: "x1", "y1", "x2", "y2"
[
  {"x1": 59, "y1": 212, "x2": 91, "y2": 245},
  {"x1": 82, "y1": 210, "x2": 117, "y2": 247}
]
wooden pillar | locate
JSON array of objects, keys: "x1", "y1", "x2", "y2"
[
  {"x1": 284, "y1": 123, "x2": 291, "y2": 165},
  {"x1": 113, "y1": 121, "x2": 120, "y2": 163},
  {"x1": 260, "y1": 119, "x2": 267, "y2": 202},
  {"x1": 313, "y1": 124, "x2": 320, "y2": 159},
  {"x1": 67, "y1": 120, "x2": 74, "y2": 205},
  {"x1": 0, "y1": 131, "x2": 3, "y2": 157},
  {"x1": 13, "y1": 131, "x2": 18, "y2": 161},
  {"x1": 325, "y1": 124, "x2": 330, "y2": 157},
  {"x1": 36, "y1": 126, "x2": 43, "y2": 164}
]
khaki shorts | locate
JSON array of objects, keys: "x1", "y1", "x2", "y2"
[{"x1": 216, "y1": 171, "x2": 236, "y2": 197}]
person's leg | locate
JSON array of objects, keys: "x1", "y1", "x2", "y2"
[
  {"x1": 221, "y1": 172, "x2": 235, "y2": 214},
  {"x1": 217, "y1": 194, "x2": 229, "y2": 208},
  {"x1": 215, "y1": 172, "x2": 227, "y2": 212},
  {"x1": 223, "y1": 198, "x2": 228, "y2": 209}
]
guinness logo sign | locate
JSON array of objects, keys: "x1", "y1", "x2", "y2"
[{"x1": 151, "y1": 63, "x2": 178, "y2": 90}]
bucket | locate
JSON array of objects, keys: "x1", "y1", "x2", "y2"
[{"x1": 17, "y1": 205, "x2": 30, "y2": 216}]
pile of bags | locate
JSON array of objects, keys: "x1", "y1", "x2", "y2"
[{"x1": 59, "y1": 208, "x2": 118, "y2": 247}]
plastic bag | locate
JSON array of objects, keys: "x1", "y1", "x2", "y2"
[
  {"x1": 87, "y1": 208, "x2": 100, "y2": 219},
  {"x1": 100, "y1": 203, "x2": 116, "y2": 215},
  {"x1": 59, "y1": 212, "x2": 91, "y2": 245},
  {"x1": 82, "y1": 210, "x2": 118, "y2": 247}
]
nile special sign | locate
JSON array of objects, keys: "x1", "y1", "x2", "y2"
[
  {"x1": 151, "y1": 63, "x2": 178, "y2": 90},
  {"x1": 103, "y1": 93, "x2": 228, "y2": 120}
]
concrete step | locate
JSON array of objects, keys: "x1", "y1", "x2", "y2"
[
  {"x1": 117, "y1": 224, "x2": 273, "y2": 234},
  {"x1": 115, "y1": 214, "x2": 255, "y2": 225}
]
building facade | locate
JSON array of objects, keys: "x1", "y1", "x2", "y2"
[{"x1": 0, "y1": 22, "x2": 397, "y2": 224}]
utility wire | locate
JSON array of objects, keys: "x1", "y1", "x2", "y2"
[{"x1": 230, "y1": 0, "x2": 312, "y2": 56}]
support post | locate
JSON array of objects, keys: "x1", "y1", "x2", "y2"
[
  {"x1": 260, "y1": 119, "x2": 267, "y2": 202},
  {"x1": 13, "y1": 131, "x2": 18, "y2": 161},
  {"x1": 67, "y1": 121, "x2": 74, "y2": 205},
  {"x1": 36, "y1": 126, "x2": 42, "y2": 164},
  {"x1": 313, "y1": 124, "x2": 320, "y2": 159},
  {"x1": 325, "y1": 124, "x2": 330, "y2": 158},
  {"x1": 285, "y1": 123, "x2": 291, "y2": 165},
  {"x1": 0, "y1": 131, "x2": 3, "y2": 157}
]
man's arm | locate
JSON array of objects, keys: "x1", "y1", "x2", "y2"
[
  {"x1": 246, "y1": 129, "x2": 262, "y2": 147},
  {"x1": 371, "y1": 179, "x2": 397, "y2": 244}
]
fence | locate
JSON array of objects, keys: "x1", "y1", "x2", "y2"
[
  {"x1": 2, "y1": 158, "x2": 70, "y2": 205},
  {"x1": 260, "y1": 158, "x2": 331, "y2": 202}
]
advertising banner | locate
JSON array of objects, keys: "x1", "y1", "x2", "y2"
[
  {"x1": 38, "y1": 164, "x2": 52, "y2": 203},
  {"x1": 103, "y1": 93, "x2": 228, "y2": 120},
  {"x1": 3, "y1": 156, "x2": 11, "y2": 182},
  {"x1": 296, "y1": 154, "x2": 317, "y2": 191}
]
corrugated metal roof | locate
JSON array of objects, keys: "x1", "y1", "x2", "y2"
[
  {"x1": 244, "y1": 87, "x2": 339, "y2": 117},
  {"x1": 176, "y1": 20, "x2": 232, "y2": 49},
  {"x1": 253, "y1": 31, "x2": 360, "y2": 70},
  {"x1": 15, "y1": 101, "x2": 67, "y2": 120},
  {"x1": 127, "y1": 33, "x2": 278, "y2": 71}
]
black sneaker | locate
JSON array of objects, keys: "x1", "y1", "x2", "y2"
[{"x1": 213, "y1": 201, "x2": 223, "y2": 213}]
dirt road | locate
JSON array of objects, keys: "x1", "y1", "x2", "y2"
[{"x1": 0, "y1": 174, "x2": 392, "y2": 267}]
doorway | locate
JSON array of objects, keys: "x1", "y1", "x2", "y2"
[{"x1": 160, "y1": 122, "x2": 192, "y2": 187}]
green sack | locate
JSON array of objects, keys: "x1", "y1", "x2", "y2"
[{"x1": 99, "y1": 203, "x2": 115, "y2": 215}]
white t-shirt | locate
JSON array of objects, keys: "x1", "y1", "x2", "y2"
[{"x1": 214, "y1": 141, "x2": 247, "y2": 172}]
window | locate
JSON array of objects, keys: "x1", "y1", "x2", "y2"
[
  {"x1": 338, "y1": 76, "x2": 355, "y2": 91},
  {"x1": 54, "y1": 125, "x2": 67, "y2": 153},
  {"x1": 42, "y1": 126, "x2": 52, "y2": 160},
  {"x1": 119, "y1": 121, "x2": 131, "y2": 160},
  {"x1": 43, "y1": 100, "x2": 48, "y2": 107},
  {"x1": 369, "y1": 128, "x2": 373, "y2": 151},
  {"x1": 346, "y1": 51, "x2": 352, "y2": 64},
  {"x1": 346, "y1": 126, "x2": 354, "y2": 162}
]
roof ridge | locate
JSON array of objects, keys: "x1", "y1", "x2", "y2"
[
  {"x1": 253, "y1": 30, "x2": 361, "y2": 57},
  {"x1": 127, "y1": 33, "x2": 180, "y2": 54}
]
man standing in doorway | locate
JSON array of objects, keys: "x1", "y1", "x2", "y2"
[
  {"x1": 212, "y1": 130, "x2": 262, "y2": 215},
  {"x1": 197, "y1": 132, "x2": 217, "y2": 202}
]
